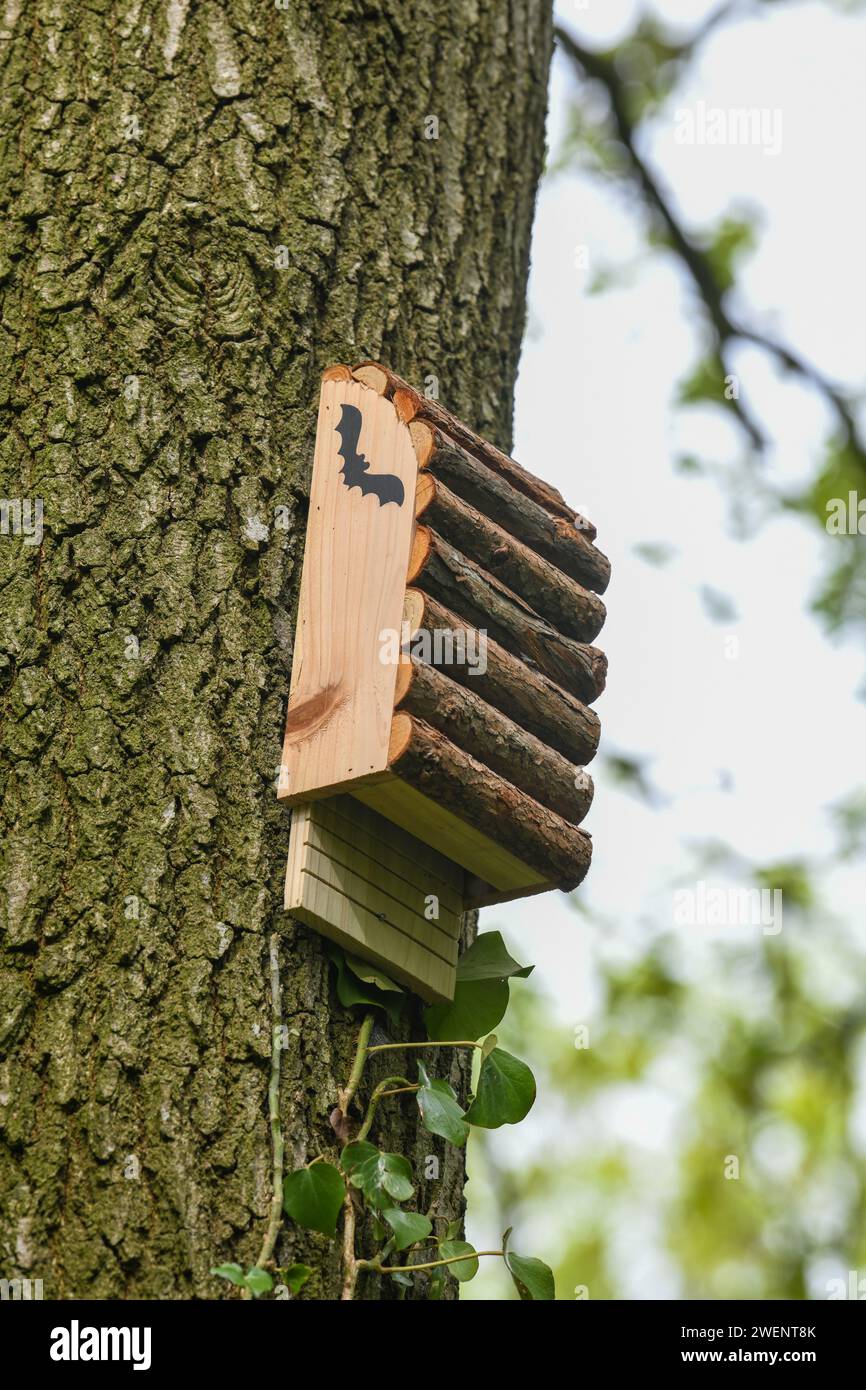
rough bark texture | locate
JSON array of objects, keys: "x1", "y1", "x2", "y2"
[
  {"x1": 409, "y1": 526, "x2": 607, "y2": 691},
  {"x1": 388, "y1": 714, "x2": 592, "y2": 890},
  {"x1": 395, "y1": 655, "x2": 594, "y2": 822},
  {"x1": 415, "y1": 472, "x2": 607, "y2": 641},
  {"x1": 406, "y1": 588, "x2": 607, "y2": 733},
  {"x1": 0, "y1": 0, "x2": 553, "y2": 1300},
  {"x1": 412, "y1": 423, "x2": 610, "y2": 593}
]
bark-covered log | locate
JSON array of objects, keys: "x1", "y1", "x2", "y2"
[
  {"x1": 408, "y1": 526, "x2": 607, "y2": 688},
  {"x1": 415, "y1": 472, "x2": 606, "y2": 642},
  {"x1": 410, "y1": 420, "x2": 609, "y2": 592},
  {"x1": 394, "y1": 655, "x2": 594, "y2": 823},
  {"x1": 388, "y1": 714, "x2": 593, "y2": 889},
  {"x1": 403, "y1": 588, "x2": 603, "y2": 759},
  {"x1": 351, "y1": 360, "x2": 582, "y2": 528}
]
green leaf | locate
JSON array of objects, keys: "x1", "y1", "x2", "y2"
[
  {"x1": 505, "y1": 1252, "x2": 556, "y2": 1301},
  {"x1": 344, "y1": 954, "x2": 404, "y2": 996},
  {"x1": 282, "y1": 1162, "x2": 346, "y2": 1237},
  {"x1": 439, "y1": 1239, "x2": 479, "y2": 1281},
  {"x1": 350, "y1": 1150, "x2": 414, "y2": 1209},
  {"x1": 480, "y1": 1033, "x2": 498, "y2": 1062},
  {"x1": 465, "y1": 1048, "x2": 536, "y2": 1128},
  {"x1": 428, "y1": 1267, "x2": 446, "y2": 1299},
  {"x1": 283, "y1": 1264, "x2": 313, "y2": 1295},
  {"x1": 455, "y1": 931, "x2": 534, "y2": 983},
  {"x1": 382, "y1": 1208, "x2": 433, "y2": 1251},
  {"x1": 424, "y1": 978, "x2": 509, "y2": 1042},
  {"x1": 416, "y1": 1062, "x2": 469, "y2": 1146},
  {"x1": 325, "y1": 944, "x2": 405, "y2": 1025},
  {"x1": 502, "y1": 1227, "x2": 555, "y2": 1300},
  {"x1": 425, "y1": 932, "x2": 532, "y2": 1041},
  {"x1": 244, "y1": 1267, "x2": 274, "y2": 1297},
  {"x1": 211, "y1": 1263, "x2": 245, "y2": 1287},
  {"x1": 340, "y1": 1140, "x2": 377, "y2": 1175}
]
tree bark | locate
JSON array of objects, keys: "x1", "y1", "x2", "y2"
[
  {"x1": 0, "y1": 0, "x2": 554, "y2": 1300},
  {"x1": 404, "y1": 588, "x2": 604, "y2": 757},
  {"x1": 410, "y1": 421, "x2": 610, "y2": 592},
  {"x1": 415, "y1": 472, "x2": 607, "y2": 641},
  {"x1": 387, "y1": 714, "x2": 592, "y2": 890},
  {"x1": 395, "y1": 656, "x2": 594, "y2": 822}
]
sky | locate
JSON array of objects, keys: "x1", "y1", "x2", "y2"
[{"x1": 465, "y1": 0, "x2": 866, "y2": 1293}]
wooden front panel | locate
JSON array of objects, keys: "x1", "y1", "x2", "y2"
[
  {"x1": 285, "y1": 796, "x2": 460, "y2": 1003},
  {"x1": 278, "y1": 376, "x2": 418, "y2": 804}
]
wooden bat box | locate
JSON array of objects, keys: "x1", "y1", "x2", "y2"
[{"x1": 279, "y1": 363, "x2": 609, "y2": 1002}]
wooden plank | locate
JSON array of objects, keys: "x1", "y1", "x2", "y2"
[
  {"x1": 354, "y1": 776, "x2": 548, "y2": 894},
  {"x1": 315, "y1": 796, "x2": 465, "y2": 919},
  {"x1": 284, "y1": 799, "x2": 460, "y2": 1002},
  {"x1": 299, "y1": 842, "x2": 458, "y2": 961},
  {"x1": 278, "y1": 374, "x2": 418, "y2": 804},
  {"x1": 303, "y1": 822, "x2": 461, "y2": 942}
]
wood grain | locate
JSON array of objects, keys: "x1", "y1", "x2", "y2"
[{"x1": 278, "y1": 374, "x2": 418, "y2": 804}]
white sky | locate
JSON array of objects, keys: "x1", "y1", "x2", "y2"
[{"x1": 466, "y1": 0, "x2": 866, "y2": 1293}]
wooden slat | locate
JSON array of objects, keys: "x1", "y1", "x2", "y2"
[
  {"x1": 285, "y1": 799, "x2": 460, "y2": 1002},
  {"x1": 354, "y1": 776, "x2": 548, "y2": 894},
  {"x1": 316, "y1": 796, "x2": 465, "y2": 918},
  {"x1": 303, "y1": 823, "x2": 462, "y2": 943}
]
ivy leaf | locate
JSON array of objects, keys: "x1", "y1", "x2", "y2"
[
  {"x1": 283, "y1": 1264, "x2": 313, "y2": 1295},
  {"x1": 350, "y1": 1150, "x2": 414, "y2": 1209},
  {"x1": 502, "y1": 1227, "x2": 555, "y2": 1301},
  {"x1": 340, "y1": 1140, "x2": 377, "y2": 1175},
  {"x1": 416, "y1": 1062, "x2": 469, "y2": 1146},
  {"x1": 424, "y1": 979, "x2": 509, "y2": 1042},
  {"x1": 455, "y1": 931, "x2": 534, "y2": 983},
  {"x1": 424, "y1": 932, "x2": 532, "y2": 1041},
  {"x1": 325, "y1": 944, "x2": 405, "y2": 1025},
  {"x1": 211, "y1": 1263, "x2": 245, "y2": 1287},
  {"x1": 480, "y1": 1033, "x2": 498, "y2": 1062},
  {"x1": 383, "y1": 1208, "x2": 433, "y2": 1252},
  {"x1": 344, "y1": 954, "x2": 403, "y2": 995},
  {"x1": 439, "y1": 1239, "x2": 479, "y2": 1281},
  {"x1": 505, "y1": 1252, "x2": 556, "y2": 1301},
  {"x1": 282, "y1": 1162, "x2": 346, "y2": 1237},
  {"x1": 465, "y1": 1048, "x2": 536, "y2": 1128},
  {"x1": 244, "y1": 1267, "x2": 274, "y2": 1297}
]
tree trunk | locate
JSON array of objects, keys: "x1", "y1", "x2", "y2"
[{"x1": 0, "y1": 0, "x2": 553, "y2": 1299}]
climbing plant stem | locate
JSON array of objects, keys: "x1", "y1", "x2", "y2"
[
  {"x1": 251, "y1": 934, "x2": 285, "y2": 1283},
  {"x1": 338, "y1": 1012, "x2": 376, "y2": 1114},
  {"x1": 366, "y1": 1040, "x2": 482, "y2": 1053},
  {"x1": 357, "y1": 1075, "x2": 413, "y2": 1142},
  {"x1": 359, "y1": 1250, "x2": 505, "y2": 1275}
]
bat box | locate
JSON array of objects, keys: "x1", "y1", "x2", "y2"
[{"x1": 279, "y1": 363, "x2": 610, "y2": 1002}]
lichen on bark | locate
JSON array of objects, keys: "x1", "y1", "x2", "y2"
[{"x1": 0, "y1": 0, "x2": 552, "y2": 1298}]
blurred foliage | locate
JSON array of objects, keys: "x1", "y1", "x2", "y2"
[{"x1": 465, "y1": 0, "x2": 866, "y2": 1300}]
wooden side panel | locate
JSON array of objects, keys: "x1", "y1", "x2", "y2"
[
  {"x1": 278, "y1": 377, "x2": 418, "y2": 805},
  {"x1": 285, "y1": 796, "x2": 461, "y2": 1003}
]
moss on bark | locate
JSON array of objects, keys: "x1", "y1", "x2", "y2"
[{"x1": 0, "y1": 0, "x2": 552, "y2": 1298}]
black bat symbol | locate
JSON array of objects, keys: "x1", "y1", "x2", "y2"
[{"x1": 335, "y1": 404, "x2": 405, "y2": 507}]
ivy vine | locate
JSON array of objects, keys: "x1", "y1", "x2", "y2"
[{"x1": 212, "y1": 930, "x2": 554, "y2": 1301}]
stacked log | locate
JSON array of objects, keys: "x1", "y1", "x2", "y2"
[{"x1": 351, "y1": 362, "x2": 609, "y2": 902}]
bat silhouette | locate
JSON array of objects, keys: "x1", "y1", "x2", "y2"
[{"x1": 335, "y1": 404, "x2": 405, "y2": 507}]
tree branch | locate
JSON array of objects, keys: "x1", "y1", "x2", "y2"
[{"x1": 555, "y1": 23, "x2": 866, "y2": 465}]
